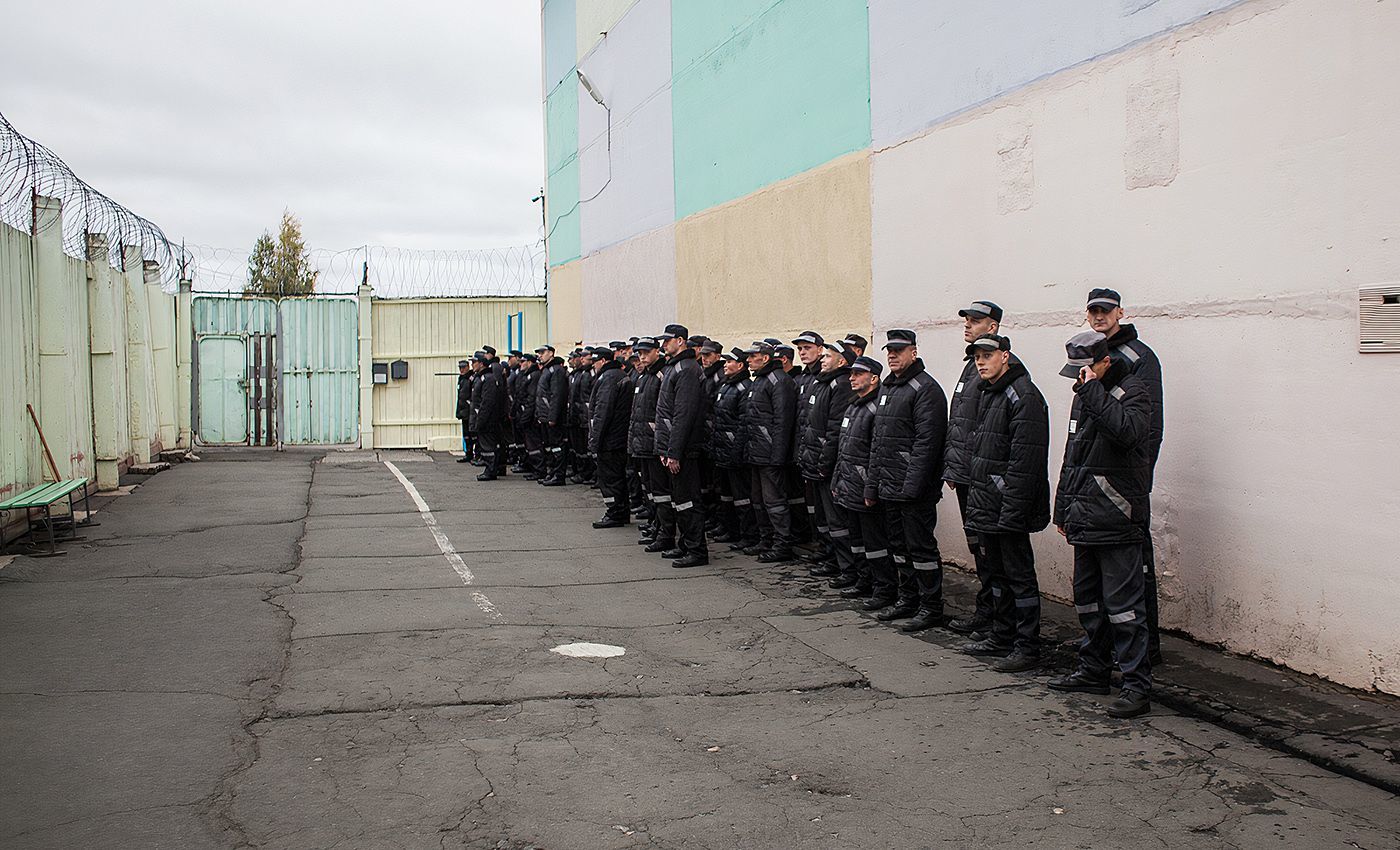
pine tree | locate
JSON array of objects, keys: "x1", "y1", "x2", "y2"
[{"x1": 244, "y1": 210, "x2": 317, "y2": 297}]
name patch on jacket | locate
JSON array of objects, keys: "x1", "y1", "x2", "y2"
[
  {"x1": 955, "y1": 382, "x2": 964, "y2": 393},
  {"x1": 1068, "y1": 420, "x2": 1078, "y2": 434}
]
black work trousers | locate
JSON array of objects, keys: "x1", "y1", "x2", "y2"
[
  {"x1": 460, "y1": 419, "x2": 474, "y2": 461},
  {"x1": 570, "y1": 425, "x2": 592, "y2": 478},
  {"x1": 786, "y1": 464, "x2": 811, "y2": 543},
  {"x1": 883, "y1": 493, "x2": 943, "y2": 614},
  {"x1": 1072, "y1": 543, "x2": 1151, "y2": 694},
  {"x1": 722, "y1": 466, "x2": 757, "y2": 544},
  {"x1": 540, "y1": 422, "x2": 568, "y2": 480},
  {"x1": 477, "y1": 422, "x2": 505, "y2": 475},
  {"x1": 859, "y1": 507, "x2": 895, "y2": 601},
  {"x1": 955, "y1": 483, "x2": 994, "y2": 623},
  {"x1": 821, "y1": 487, "x2": 860, "y2": 584},
  {"x1": 1141, "y1": 500, "x2": 1160, "y2": 658},
  {"x1": 980, "y1": 531, "x2": 1040, "y2": 653},
  {"x1": 596, "y1": 450, "x2": 629, "y2": 521},
  {"x1": 645, "y1": 457, "x2": 675, "y2": 545},
  {"x1": 669, "y1": 459, "x2": 707, "y2": 557},
  {"x1": 750, "y1": 465, "x2": 792, "y2": 550},
  {"x1": 523, "y1": 423, "x2": 544, "y2": 473},
  {"x1": 804, "y1": 478, "x2": 831, "y2": 557}
]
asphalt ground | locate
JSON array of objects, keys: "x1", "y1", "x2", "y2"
[{"x1": 1, "y1": 450, "x2": 1397, "y2": 849}]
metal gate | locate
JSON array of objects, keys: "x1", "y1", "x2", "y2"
[{"x1": 192, "y1": 295, "x2": 359, "y2": 446}]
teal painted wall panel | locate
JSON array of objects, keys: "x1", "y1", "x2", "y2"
[
  {"x1": 547, "y1": 155, "x2": 582, "y2": 265},
  {"x1": 546, "y1": 80, "x2": 579, "y2": 175},
  {"x1": 279, "y1": 298, "x2": 359, "y2": 445},
  {"x1": 543, "y1": 0, "x2": 578, "y2": 91},
  {"x1": 671, "y1": 0, "x2": 871, "y2": 218}
]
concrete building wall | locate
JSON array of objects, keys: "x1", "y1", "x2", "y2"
[
  {"x1": 541, "y1": 0, "x2": 1400, "y2": 691},
  {"x1": 870, "y1": 0, "x2": 1400, "y2": 692}
]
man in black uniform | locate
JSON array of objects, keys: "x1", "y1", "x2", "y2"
[
  {"x1": 568, "y1": 348, "x2": 596, "y2": 485},
  {"x1": 798, "y1": 340, "x2": 857, "y2": 587},
  {"x1": 1086, "y1": 288, "x2": 1165, "y2": 665},
  {"x1": 868, "y1": 328, "x2": 949, "y2": 633},
  {"x1": 517, "y1": 353, "x2": 543, "y2": 478},
  {"x1": 958, "y1": 333, "x2": 1050, "y2": 672},
  {"x1": 711, "y1": 348, "x2": 754, "y2": 547},
  {"x1": 455, "y1": 358, "x2": 473, "y2": 464},
  {"x1": 742, "y1": 341, "x2": 798, "y2": 562},
  {"x1": 829, "y1": 356, "x2": 890, "y2": 602},
  {"x1": 588, "y1": 346, "x2": 633, "y2": 528},
  {"x1": 534, "y1": 344, "x2": 569, "y2": 486},
  {"x1": 628, "y1": 338, "x2": 670, "y2": 550},
  {"x1": 654, "y1": 326, "x2": 710, "y2": 568},
  {"x1": 467, "y1": 353, "x2": 485, "y2": 464},
  {"x1": 505, "y1": 350, "x2": 524, "y2": 471},
  {"x1": 945, "y1": 300, "x2": 1004, "y2": 636},
  {"x1": 775, "y1": 342, "x2": 812, "y2": 547},
  {"x1": 839, "y1": 334, "x2": 868, "y2": 358},
  {"x1": 1049, "y1": 330, "x2": 1154, "y2": 718},
  {"x1": 474, "y1": 349, "x2": 508, "y2": 481},
  {"x1": 792, "y1": 332, "x2": 834, "y2": 574},
  {"x1": 697, "y1": 338, "x2": 725, "y2": 534}
]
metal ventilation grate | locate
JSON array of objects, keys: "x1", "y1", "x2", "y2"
[{"x1": 1359, "y1": 284, "x2": 1400, "y2": 353}]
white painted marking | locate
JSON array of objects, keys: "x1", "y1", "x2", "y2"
[
  {"x1": 550, "y1": 642, "x2": 626, "y2": 659},
  {"x1": 384, "y1": 461, "x2": 499, "y2": 618}
]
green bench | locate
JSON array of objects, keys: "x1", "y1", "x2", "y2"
[{"x1": 0, "y1": 478, "x2": 94, "y2": 557}]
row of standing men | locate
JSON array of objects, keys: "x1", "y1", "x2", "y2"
[{"x1": 455, "y1": 287, "x2": 1163, "y2": 719}]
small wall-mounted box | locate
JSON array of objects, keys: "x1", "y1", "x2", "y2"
[
  {"x1": 372, "y1": 363, "x2": 389, "y2": 385},
  {"x1": 391, "y1": 359, "x2": 409, "y2": 380},
  {"x1": 1359, "y1": 284, "x2": 1400, "y2": 353}
]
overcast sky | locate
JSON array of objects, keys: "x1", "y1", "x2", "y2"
[{"x1": 0, "y1": 2, "x2": 544, "y2": 253}]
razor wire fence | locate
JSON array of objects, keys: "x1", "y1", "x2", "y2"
[
  {"x1": 182, "y1": 242, "x2": 547, "y2": 299},
  {"x1": 1, "y1": 110, "x2": 188, "y2": 292}
]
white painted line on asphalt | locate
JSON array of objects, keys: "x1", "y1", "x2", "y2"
[
  {"x1": 551, "y1": 642, "x2": 626, "y2": 659},
  {"x1": 384, "y1": 460, "x2": 500, "y2": 618}
]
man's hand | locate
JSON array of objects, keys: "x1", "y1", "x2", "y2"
[
  {"x1": 864, "y1": 497, "x2": 877, "y2": 508},
  {"x1": 664, "y1": 457, "x2": 681, "y2": 474},
  {"x1": 1056, "y1": 525, "x2": 1066, "y2": 537},
  {"x1": 945, "y1": 480, "x2": 956, "y2": 492},
  {"x1": 1078, "y1": 366, "x2": 1098, "y2": 384}
]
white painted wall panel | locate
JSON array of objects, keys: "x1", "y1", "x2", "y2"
[
  {"x1": 868, "y1": 0, "x2": 1241, "y2": 148},
  {"x1": 577, "y1": 0, "x2": 674, "y2": 255},
  {"x1": 576, "y1": 0, "x2": 639, "y2": 61},
  {"x1": 870, "y1": 0, "x2": 1400, "y2": 692},
  {"x1": 579, "y1": 224, "x2": 677, "y2": 342}
]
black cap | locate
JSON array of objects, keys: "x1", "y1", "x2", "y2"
[
  {"x1": 521, "y1": 352, "x2": 539, "y2": 362},
  {"x1": 744, "y1": 341, "x2": 775, "y2": 356},
  {"x1": 792, "y1": 331, "x2": 824, "y2": 346},
  {"x1": 481, "y1": 344, "x2": 497, "y2": 356},
  {"x1": 457, "y1": 359, "x2": 471, "y2": 367},
  {"x1": 840, "y1": 333, "x2": 868, "y2": 350},
  {"x1": 775, "y1": 344, "x2": 795, "y2": 359},
  {"x1": 686, "y1": 334, "x2": 709, "y2": 348},
  {"x1": 762, "y1": 337, "x2": 783, "y2": 346},
  {"x1": 658, "y1": 323, "x2": 689, "y2": 340},
  {"x1": 628, "y1": 336, "x2": 640, "y2": 344},
  {"x1": 965, "y1": 333, "x2": 1011, "y2": 357},
  {"x1": 1086, "y1": 288, "x2": 1122, "y2": 310},
  {"x1": 534, "y1": 344, "x2": 554, "y2": 354},
  {"x1": 700, "y1": 338, "x2": 723, "y2": 354},
  {"x1": 591, "y1": 346, "x2": 614, "y2": 360},
  {"x1": 957, "y1": 300, "x2": 1004, "y2": 323},
  {"x1": 609, "y1": 340, "x2": 627, "y2": 351},
  {"x1": 633, "y1": 337, "x2": 660, "y2": 351},
  {"x1": 721, "y1": 348, "x2": 741, "y2": 362},
  {"x1": 1061, "y1": 331, "x2": 1110, "y2": 378},
  {"x1": 882, "y1": 328, "x2": 917, "y2": 349},
  {"x1": 473, "y1": 351, "x2": 490, "y2": 363},
  {"x1": 850, "y1": 355, "x2": 884, "y2": 376},
  {"x1": 508, "y1": 349, "x2": 523, "y2": 357}
]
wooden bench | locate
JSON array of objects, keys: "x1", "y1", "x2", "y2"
[{"x1": 0, "y1": 478, "x2": 94, "y2": 557}]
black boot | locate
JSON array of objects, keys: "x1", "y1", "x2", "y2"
[
  {"x1": 1106, "y1": 689, "x2": 1151, "y2": 718},
  {"x1": 993, "y1": 649, "x2": 1041, "y2": 673},
  {"x1": 476, "y1": 471, "x2": 498, "y2": 482},
  {"x1": 946, "y1": 614, "x2": 992, "y2": 636},
  {"x1": 899, "y1": 608, "x2": 943, "y2": 632},
  {"x1": 758, "y1": 548, "x2": 795, "y2": 563},
  {"x1": 593, "y1": 516, "x2": 627, "y2": 529},
  {"x1": 875, "y1": 600, "x2": 918, "y2": 621},
  {"x1": 862, "y1": 596, "x2": 896, "y2": 612},
  {"x1": 644, "y1": 539, "x2": 675, "y2": 553},
  {"x1": 839, "y1": 583, "x2": 873, "y2": 599},
  {"x1": 1047, "y1": 669, "x2": 1111, "y2": 695},
  {"x1": 961, "y1": 637, "x2": 1012, "y2": 656},
  {"x1": 661, "y1": 547, "x2": 685, "y2": 559},
  {"x1": 671, "y1": 553, "x2": 709, "y2": 569}
]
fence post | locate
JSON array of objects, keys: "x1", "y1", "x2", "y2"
[
  {"x1": 86, "y1": 235, "x2": 123, "y2": 490},
  {"x1": 123, "y1": 245, "x2": 154, "y2": 465},
  {"x1": 145, "y1": 261, "x2": 178, "y2": 453},
  {"x1": 357, "y1": 281, "x2": 374, "y2": 449},
  {"x1": 176, "y1": 278, "x2": 193, "y2": 449}
]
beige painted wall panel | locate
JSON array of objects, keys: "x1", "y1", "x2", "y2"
[
  {"x1": 371, "y1": 298, "x2": 547, "y2": 449},
  {"x1": 576, "y1": 0, "x2": 637, "y2": 61},
  {"x1": 547, "y1": 261, "x2": 584, "y2": 353},
  {"x1": 871, "y1": 0, "x2": 1400, "y2": 692},
  {"x1": 676, "y1": 152, "x2": 873, "y2": 347},
  {"x1": 580, "y1": 224, "x2": 676, "y2": 342},
  {"x1": 0, "y1": 223, "x2": 41, "y2": 501}
]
